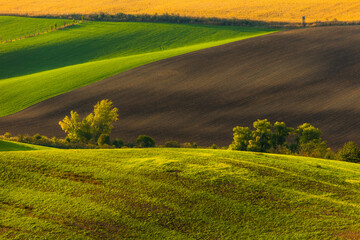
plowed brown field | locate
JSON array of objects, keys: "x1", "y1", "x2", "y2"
[{"x1": 1, "y1": 26, "x2": 360, "y2": 148}]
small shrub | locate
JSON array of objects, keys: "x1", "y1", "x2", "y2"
[
  {"x1": 113, "y1": 138, "x2": 124, "y2": 148},
  {"x1": 125, "y1": 142, "x2": 136, "y2": 148},
  {"x1": 183, "y1": 142, "x2": 192, "y2": 148},
  {"x1": 136, "y1": 135, "x2": 156, "y2": 148},
  {"x1": 3, "y1": 132, "x2": 11, "y2": 138},
  {"x1": 210, "y1": 144, "x2": 218, "y2": 149},
  {"x1": 165, "y1": 141, "x2": 180, "y2": 148},
  {"x1": 99, "y1": 144, "x2": 113, "y2": 149},
  {"x1": 192, "y1": 142, "x2": 198, "y2": 148},
  {"x1": 18, "y1": 134, "x2": 25, "y2": 142},
  {"x1": 33, "y1": 133, "x2": 42, "y2": 140},
  {"x1": 269, "y1": 145, "x2": 291, "y2": 154},
  {"x1": 299, "y1": 140, "x2": 328, "y2": 158},
  {"x1": 324, "y1": 149, "x2": 336, "y2": 160},
  {"x1": 337, "y1": 141, "x2": 360, "y2": 163}
]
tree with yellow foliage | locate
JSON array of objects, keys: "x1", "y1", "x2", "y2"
[{"x1": 59, "y1": 99, "x2": 118, "y2": 144}]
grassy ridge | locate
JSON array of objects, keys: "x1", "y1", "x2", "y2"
[
  {"x1": 0, "y1": 16, "x2": 71, "y2": 41},
  {"x1": 0, "y1": 17, "x2": 276, "y2": 117},
  {"x1": 0, "y1": 140, "x2": 52, "y2": 151},
  {"x1": 1, "y1": 148, "x2": 360, "y2": 238}
]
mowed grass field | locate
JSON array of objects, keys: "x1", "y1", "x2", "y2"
[
  {"x1": 0, "y1": 0, "x2": 360, "y2": 22},
  {"x1": 1, "y1": 146, "x2": 360, "y2": 238},
  {"x1": 0, "y1": 16, "x2": 276, "y2": 117}
]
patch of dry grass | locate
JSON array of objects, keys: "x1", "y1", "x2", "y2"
[{"x1": 1, "y1": 0, "x2": 360, "y2": 22}]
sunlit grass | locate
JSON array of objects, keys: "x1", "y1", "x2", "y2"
[
  {"x1": 0, "y1": 16, "x2": 71, "y2": 41},
  {"x1": 0, "y1": 17, "x2": 276, "y2": 116},
  {"x1": 1, "y1": 148, "x2": 360, "y2": 238}
]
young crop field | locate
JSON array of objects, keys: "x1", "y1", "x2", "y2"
[
  {"x1": 0, "y1": 16, "x2": 71, "y2": 41},
  {"x1": 1, "y1": 147, "x2": 360, "y2": 238},
  {"x1": 0, "y1": 16, "x2": 276, "y2": 117},
  {"x1": 0, "y1": 0, "x2": 359, "y2": 23}
]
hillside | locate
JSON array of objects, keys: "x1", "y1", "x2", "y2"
[
  {"x1": 0, "y1": 16, "x2": 71, "y2": 41},
  {"x1": 0, "y1": 140, "x2": 52, "y2": 151},
  {"x1": 1, "y1": 148, "x2": 360, "y2": 238},
  {"x1": 1, "y1": 26, "x2": 360, "y2": 148},
  {"x1": 0, "y1": 16, "x2": 275, "y2": 117},
  {"x1": 1, "y1": 0, "x2": 360, "y2": 22}
]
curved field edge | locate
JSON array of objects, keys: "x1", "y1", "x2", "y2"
[
  {"x1": 0, "y1": 31, "x2": 275, "y2": 117},
  {"x1": 2, "y1": 21, "x2": 275, "y2": 80},
  {"x1": 1, "y1": 148, "x2": 360, "y2": 239},
  {"x1": 0, "y1": 140, "x2": 53, "y2": 151}
]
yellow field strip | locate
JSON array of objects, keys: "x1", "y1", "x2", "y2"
[{"x1": 1, "y1": 0, "x2": 360, "y2": 22}]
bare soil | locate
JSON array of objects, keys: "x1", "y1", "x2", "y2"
[{"x1": 2, "y1": 26, "x2": 360, "y2": 148}]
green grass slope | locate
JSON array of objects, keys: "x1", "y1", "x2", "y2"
[
  {"x1": 0, "y1": 140, "x2": 52, "y2": 151},
  {"x1": 0, "y1": 16, "x2": 276, "y2": 117},
  {"x1": 0, "y1": 16, "x2": 71, "y2": 41},
  {"x1": 1, "y1": 148, "x2": 360, "y2": 239}
]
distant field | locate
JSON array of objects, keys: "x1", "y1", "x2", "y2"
[
  {"x1": 1, "y1": 147, "x2": 360, "y2": 238},
  {"x1": 3, "y1": 26, "x2": 360, "y2": 148},
  {"x1": 0, "y1": 16, "x2": 276, "y2": 117},
  {"x1": 0, "y1": 16, "x2": 71, "y2": 41},
  {"x1": 0, "y1": 0, "x2": 360, "y2": 22}
]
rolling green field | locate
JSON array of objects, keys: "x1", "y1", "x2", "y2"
[
  {"x1": 1, "y1": 147, "x2": 360, "y2": 239},
  {"x1": 0, "y1": 16, "x2": 277, "y2": 117},
  {"x1": 0, "y1": 16, "x2": 71, "y2": 41},
  {"x1": 0, "y1": 140, "x2": 52, "y2": 151}
]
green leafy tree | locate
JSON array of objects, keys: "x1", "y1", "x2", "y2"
[
  {"x1": 136, "y1": 135, "x2": 156, "y2": 148},
  {"x1": 59, "y1": 110, "x2": 82, "y2": 142},
  {"x1": 247, "y1": 139, "x2": 262, "y2": 152},
  {"x1": 337, "y1": 141, "x2": 360, "y2": 163},
  {"x1": 251, "y1": 119, "x2": 272, "y2": 152},
  {"x1": 271, "y1": 121, "x2": 293, "y2": 148},
  {"x1": 165, "y1": 141, "x2": 180, "y2": 148},
  {"x1": 77, "y1": 115, "x2": 93, "y2": 142},
  {"x1": 229, "y1": 120, "x2": 331, "y2": 156},
  {"x1": 113, "y1": 138, "x2": 124, "y2": 148},
  {"x1": 97, "y1": 134, "x2": 110, "y2": 146},
  {"x1": 59, "y1": 99, "x2": 118, "y2": 144},
  {"x1": 293, "y1": 123, "x2": 330, "y2": 157},
  {"x1": 229, "y1": 126, "x2": 251, "y2": 150},
  {"x1": 88, "y1": 99, "x2": 119, "y2": 142},
  {"x1": 295, "y1": 123, "x2": 322, "y2": 145},
  {"x1": 299, "y1": 140, "x2": 329, "y2": 158}
]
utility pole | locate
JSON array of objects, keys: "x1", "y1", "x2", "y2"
[{"x1": 302, "y1": 16, "x2": 306, "y2": 27}]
